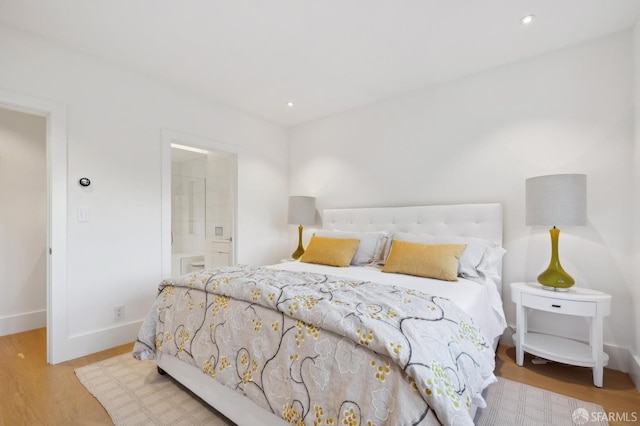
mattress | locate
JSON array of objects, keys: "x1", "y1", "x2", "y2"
[{"x1": 271, "y1": 261, "x2": 507, "y2": 348}]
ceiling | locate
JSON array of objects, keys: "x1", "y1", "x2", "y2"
[{"x1": 1, "y1": 1, "x2": 639, "y2": 127}]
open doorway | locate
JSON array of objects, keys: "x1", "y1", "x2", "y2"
[
  {"x1": 0, "y1": 108, "x2": 47, "y2": 337},
  {"x1": 161, "y1": 130, "x2": 238, "y2": 278},
  {"x1": 0, "y1": 89, "x2": 67, "y2": 364}
]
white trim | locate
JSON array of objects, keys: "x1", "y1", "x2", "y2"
[
  {"x1": 161, "y1": 132, "x2": 172, "y2": 278},
  {"x1": 64, "y1": 321, "x2": 143, "y2": 359},
  {"x1": 0, "y1": 310, "x2": 46, "y2": 336},
  {"x1": 161, "y1": 129, "x2": 239, "y2": 277},
  {"x1": 0, "y1": 88, "x2": 68, "y2": 364},
  {"x1": 630, "y1": 353, "x2": 640, "y2": 392}
]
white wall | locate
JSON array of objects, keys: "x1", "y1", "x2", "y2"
[
  {"x1": 0, "y1": 108, "x2": 46, "y2": 335},
  {"x1": 0, "y1": 24, "x2": 289, "y2": 362},
  {"x1": 289, "y1": 31, "x2": 636, "y2": 372}
]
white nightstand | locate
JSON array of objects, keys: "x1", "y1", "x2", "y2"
[{"x1": 511, "y1": 282, "x2": 611, "y2": 387}]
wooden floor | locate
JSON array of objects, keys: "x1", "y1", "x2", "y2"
[
  {"x1": 495, "y1": 346, "x2": 640, "y2": 425},
  {"x1": 0, "y1": 328, "x2": 131, "y2": 425},
  {"x1": 1, "y1": 328, "x2": 639, "y2": 425}
]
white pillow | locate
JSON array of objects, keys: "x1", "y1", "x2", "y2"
[
  {"x1": 388, "y1": 232, "x2": 500, "y2": 278},
  {"x1": 477, "y1": 245, "x2": 506, "y2": 283},
  {"x1": 314, "y1": 230, "x2": 389, "y2": 266}
]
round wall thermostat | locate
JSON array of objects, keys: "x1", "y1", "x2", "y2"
[{"x1": 79, "y1": 177, "x2": 91, "y2": 187}]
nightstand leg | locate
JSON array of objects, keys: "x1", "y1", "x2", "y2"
[
  {"x1": 592, "y1": 317, "x2": 604, "y2": 387},
  {"x1": 516, "y1": 304, "x2": 525, "y2": 366}
]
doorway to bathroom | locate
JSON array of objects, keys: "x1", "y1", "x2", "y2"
[{"x1": 161, "y1": 130, "x2": 237, "y2": 278}]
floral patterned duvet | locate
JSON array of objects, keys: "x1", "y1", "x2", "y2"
[{"x1": 133, "y1": 265, "x2": 497, "y2": 426}]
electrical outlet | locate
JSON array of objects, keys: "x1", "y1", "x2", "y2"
[{"x1": 114, "y1": 305, "x2": 125, "y2": 320}]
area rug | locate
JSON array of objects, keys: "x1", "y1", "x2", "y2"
[
  {"x1": 75, "y1": 354, "x2": 229, "y2": 425},
  {"x1": 76, "y1": 353, "x2": 609, "y2": 426},
  {"x1": 474, "y1": 377, "x2": 609, "y2": 426}
]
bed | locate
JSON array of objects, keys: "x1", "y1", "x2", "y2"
[{"x1": 134, "y1": 203, "x2": 506, "y2": 425}]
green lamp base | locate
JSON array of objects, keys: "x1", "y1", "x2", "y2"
[
  {"x1": 538, "y1": 226, "x2": 575, "y2": 292},
  {"x1": 539, "y1": 278, "x2": 573, "y2": 292},
  {"x1": 291, "y1": 225, "x2": 305, "y2": 260}
]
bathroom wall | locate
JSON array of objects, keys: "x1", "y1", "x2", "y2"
[
  {"x1": 171, "y1": 148, "x2": 236, "y2": 269},
  {"x1": 206, "y1": 151, "x2": 235, "y2": 241},
  {"x1": 172, "y1": 155, "x2": 207, "y2": 255}
]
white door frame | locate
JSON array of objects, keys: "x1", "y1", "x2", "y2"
[
  {"x1": 161, "y1": 129, "x2": 238, "y2": 277},
  {"x1": 0, "y1": 89, "x2": 68, "y2": 364}
]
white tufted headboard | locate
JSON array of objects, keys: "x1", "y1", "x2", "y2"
[
  {"x1": 322, "y1": 203, "x2": 504, "y2": 293},
  {"x1": 322, "y1": 203, "x2": 503, "y2": 245}
]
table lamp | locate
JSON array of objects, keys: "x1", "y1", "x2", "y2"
[
  {"x1": 526, "y1": 174, "x2": 587, "y2": 291},
  {"x1": 288, "y1": 196, "x2": 316, "y2": 260}
]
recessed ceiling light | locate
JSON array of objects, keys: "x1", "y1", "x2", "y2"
[
  {"x1": 521, "y1": 14, "x2": 535, "y2": 25},
  {"x1": 286, "y1": 101, "x2": 294, "y2": 108}
]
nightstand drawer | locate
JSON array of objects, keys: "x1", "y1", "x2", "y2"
[{"x1": 521, "y1": 293, "x2": 596, "y2": 316}]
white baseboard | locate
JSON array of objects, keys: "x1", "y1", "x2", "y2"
[
  {"x1": 629, "y1": 353, "x2": 640, "y2": 392},
  {"x1": 604, "y1": 343, "x2": 631, "y2": 373},
  {"x1": 49, "y1": 320, "x2": 143, "y2": 364},
  {"x1": 501, "y1": 323, "x2": 631, "y2": 375},
  {"x1": 0, "y1": 311, "x2": 141, "y2": 364},
  {"x1": 0, "y1": 309, "x2": 46, "y2": 336}
]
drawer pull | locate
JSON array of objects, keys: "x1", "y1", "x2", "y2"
[{"x1": 551, "y1": 304, "x2": 561, "y2": 308}]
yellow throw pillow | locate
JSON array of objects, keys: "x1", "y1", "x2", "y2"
[
  {"x1": 300, "y1": 236, "x2": 360, "y2": 267},
  {"x1": 381, "y1": 240, "x2": 466, "y2": 281}
]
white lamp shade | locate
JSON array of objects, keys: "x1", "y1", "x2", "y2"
[
  {"x1": 526, "y1": 174, "x2": 587, "y2": 226},
  {"x1": 288, "y1": 196, "x2": 316, "y2": 225}
]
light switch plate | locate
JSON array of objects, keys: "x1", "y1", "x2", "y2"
[{"x1": 77, "y1": 207, "x2": 90, "y2": 222}]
